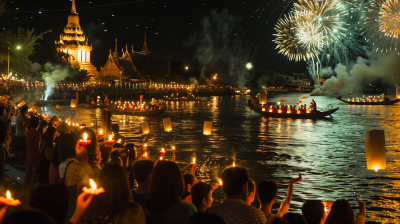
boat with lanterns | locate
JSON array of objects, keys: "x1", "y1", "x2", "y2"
[
  {"x1": 246, "y1": 104, "x2": 339, "y2": 119},
  {"x1": 337, "y1": 96, "x2": 400, "y2": 105},
  {"x1": 110, "y1": 108, "x2": 167, "y2": 116}
]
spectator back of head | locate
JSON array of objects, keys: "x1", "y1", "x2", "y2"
[
  {"x1": 187, "y1": 212, "x2": 226, "y2": 224},
  {"x1": 112, "y1": 124, "x2": 120, "y2": 133},
  {"x1": 30, "y1": 116, "x2": 40, "y2": 128},
  {"x1": 132, "y1": 160, "x2": 154, "y2": 183},
  {"x1": 221, "y1": 167, "x2": 249, "y2": 199},
  {"x1": 3, "y1": 207, "x2": 57, "y2": 224},
  {"x1": 325, "y1": 199, "x2": 354, "y2": 224},
  {"x1": 30, "y1": 182, "x2": 69, "y2": 224},
  {"x1": 258, "y1": 180, "x2": 277, "y2": 204},
  {"x1": 191, "y1": 181, "x2": 213, "y2": 208},
  {"x1": 283, "y1": 213, "x2": 307, "y2": 224},
  {"x1": 59, "y1": 133, "x2": 77, "y2": 162},
  {"x1": 302, "y1": 200, "x2": 325, "y2": 224}
]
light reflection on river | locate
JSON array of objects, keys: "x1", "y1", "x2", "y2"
[{"x1": 39, "y1": 93, "x2": 400, "y2": 223}]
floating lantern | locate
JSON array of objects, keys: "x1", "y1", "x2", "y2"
[
  {"x1": 262, "y1": 108, "x2": 265, "y2": 112},
  {"x1": 278, "y1": 109, "x2": 282, "y2": 113},
  {"x1": 297, "y1": 110, "x2": 301, "y2": 114},
  {"x1": 203, "y1": 121, "x2": 212, "y2": 135},
  {"x1": 106, "y1": 135, "x2": 115, "y2": 144},
  {"x1": 396, "y1": 86, "x2": 400, "y2": 99},
  {"x1": 83, "y1": 179, "x2": 105, "y2": 195},
  {"x1": 141, "y1": 122, "x2": 150, "y2": 135},
  {"x1": 365, "y1": 130, "x2": 386, "y2": 171},
  {"x1": 56, "y1": 105, "x2": 60, "y2": 110},
  {"x1": 78, "y1": 133, "x2": 91, "y2": 146},
  {"x1": 348, "y1": 98, "x2": 351, "y2": 102},
  {"x1": 259, "y1": 92, "x2": 267, "y2": 105},
  {"x1": 160, "y1": 148, "x2": 166, "y2": 156},
  {"x1": 269, "y1": 109, "x2": 273, "y2": 112},
  {"x1": 163, "y1": 118, "x2": 172, "y2": 132},
  {"x1": 287, "y1": 110, "x2": 292, "y2": 114},
  {"x1": 306, "y1": 109, "x2": 312, "y2": 113},
  {"x1": 71, "y1": 99, "x2": 76, "y2": 108}
]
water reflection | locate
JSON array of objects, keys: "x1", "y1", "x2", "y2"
[{"x1": 39, "y1": 93, "x2": 400, "y2": 222}]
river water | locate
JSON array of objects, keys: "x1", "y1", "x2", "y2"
[{"x1": 39, "y1": 92, "x2": 400, "y2": 223}]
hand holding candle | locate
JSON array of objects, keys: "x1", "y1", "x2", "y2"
[
  {"x1": 78, "y1": 133, "x2": 91, "y2": 146},
  {"x1": 0, "y1": 191, "x2": 20, "y2": 206},
  {"x1": 160, "y1": 148, "x2": 166, "y2": 156},
  {"x1": 82, "y1": 179, "x2": 105, "y2": 195}
]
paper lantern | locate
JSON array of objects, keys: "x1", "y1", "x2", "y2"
[
  {"x1": 396, "y1": 86, "x2": 400, "y2": 99},
  {"x1": 259, "y1": 92, "x2": 267, "y2": 105},
  {"x1": 306, "y1": 109, "x2": 311, "y2": 113},
  {"x1": 71, "y1": 99, "x2": 76, "y2": 108},
  {"x1": 262, "y1": 108, "x2": 265, "y2": 111},
  {"x1": 365, "y1": 130, "x2": 386, "y2": 171},
  {"x1": 278, "y1": 109, "x2": 282, "y2": 113},
  {"x1": 163, "y1": 118, "x2": 172, "y2": 132},
  {"x1": 297, "y1": 110, "x2": 301, "y2": 114},
  {"x1": 269, "y1": 109, "x2": 273, "y2": 112},
  {"x1": 287, "y1": 110, "x2": 292, "y2": 114},
  {"x1": 141, "y1": 122, "x2": 150, "y2": 135},
  {"x1": 203, "y1": 121, "x2": 212, "y2": 135}
]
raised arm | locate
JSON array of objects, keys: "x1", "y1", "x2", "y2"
[{"x1": 277, "y1": 173, "x2": 302, "y2": 217}]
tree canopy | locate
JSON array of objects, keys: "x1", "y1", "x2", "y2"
[{"x1": 251, "y1": 70, "x2": 287, "y2": 88}]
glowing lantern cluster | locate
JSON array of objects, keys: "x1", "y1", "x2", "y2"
[
  {"x1": 71, "y1": 99, "x2": 76, "y2": 108},
  {"x1": 163, "y1": 118, "x2": 172, "y2": 132},
  {"x1": 141, "y1": 122, "x2": 150, "y2": 135}
]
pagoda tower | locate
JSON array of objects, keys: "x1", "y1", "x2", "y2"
[
  {"x1": 140, "y1": 27, "x2": 149, "y2": 55},
  {"x1": 56, "y1": 0, "x2": 98, "y2": 77}
]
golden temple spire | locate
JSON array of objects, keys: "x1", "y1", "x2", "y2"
[
  {"x1": 141, "y1": 26, "x2": 149, "y2": 55},
  {"x1": 71, "y1": 0, "x2": 77, "y2": 14}
]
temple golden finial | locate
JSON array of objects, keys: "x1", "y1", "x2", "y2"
[{"x1": 71, "y1": 0, "x2": 77, "y2": 14}]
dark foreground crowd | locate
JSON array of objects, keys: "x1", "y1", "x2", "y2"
[{"x1": 0, "y1": 102, "x2": 367, "y2": 224}]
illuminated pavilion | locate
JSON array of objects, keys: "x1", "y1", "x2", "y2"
[{"x1": 55, "y1": 0, "x2": 98, "y2": 77}]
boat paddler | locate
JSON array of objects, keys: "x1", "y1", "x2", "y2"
[{"x1": 311, "y1": 99, "x2": 317, "y2": 111}]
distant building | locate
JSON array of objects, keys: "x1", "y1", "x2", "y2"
[
  {"x1": 55, "y1": 0, "x2": 98, "y2": 76},
  {"x1": 276, "y1": 72, "x2": 314, "y2": 92}
]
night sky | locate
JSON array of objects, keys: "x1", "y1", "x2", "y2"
[{"x1": 0, "y1": 0, "x2": 309, "y2": 75}]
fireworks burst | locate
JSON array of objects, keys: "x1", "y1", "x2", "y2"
[
  {"x1": 363, "y1": 0, "x2": 400, "y2": 52},
  {"x1": 274, "y1": 13, "x2": 321, "y2": 61},
  {"x1": 245, "y1": 62, "x2": 253, "y2": 70}
]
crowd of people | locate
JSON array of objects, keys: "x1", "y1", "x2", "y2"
[{"x1": 0, "y1": 97, "x2": 368, "y2": 224}]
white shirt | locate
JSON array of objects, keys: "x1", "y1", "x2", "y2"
[{"x1": 15, "y1": 113, "x2": 27, "y2": 137}]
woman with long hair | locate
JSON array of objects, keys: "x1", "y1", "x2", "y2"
[
  {"x1": 37, "y1": 127, "x2": 57, "y2": 185},
  {"x1": 145, "y1": 160, "x2": 197, "y2": 224},
  {"x1": 91, "y1": 163, "x2": 145, "y2": 224},
  {"x1": 325, "y1": 199, "x2": 365, "y2": 224}
]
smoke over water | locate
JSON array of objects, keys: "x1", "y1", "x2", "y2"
[
  {"x1": 311, "y1": 52, "x2": 400, "y2": 95},
  {"x1": 186, "y1": 10, "x2": 257, "y2": 89},
  {"x1": 42, "y1": 63, "x2": 78, "y2": 100}
]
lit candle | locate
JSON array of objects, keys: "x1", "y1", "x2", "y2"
[
  {"x1": 160, "y1": 148, "x2": 166, "y2": 156},
  {"x1": 219, "y1": 180, "x2": 223, "y2": 186},
  {"x1": 106, "y1": 135, "x2": 115, "y2": 144},
  {"x1": 78, "y1": 133, "x2": 91, "y2": 146},
  {"x1": 82, "y1": 179, "x2": 105, "y2": 195},
  {"x1": 172, "y1": 146, "x2": 175, "y2": 150},
  {"x1": 0, "y1": 190, "x2": 20, "y2": 206},
  {"x1": 143, "y1": 152, "x2": 148, "y2": 159},
  {"x1": 233, "y1": 162, "x2": 235, "y2": 167},
  {"x1": 160, "y1": 156, "x2": 163, "y2": 160},
  {"x1": 191, "y1": 158, "x2": 196, "y2": 166}
]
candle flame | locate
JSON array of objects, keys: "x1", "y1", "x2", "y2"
[
  {"x1": 193, "y1": 158, "x2": 196, "y2": 163},
  {"x1": 162, "y1": 148, "x2": 165, "y2": 152},
  {"x1": 89, "y1": 179, "x2": 97, "y2": 190},
  {"x1": 219, "y1": 180, "x2": 222, "y2": 185},
  {"x1": 118, "y1": 139, "x2": 121, "y2": 143},
  {"x1": 160, "y1": 156, "x2": 163, "y2": 160},
  {"x1": 144, "y1": 143, "x2": 147, "y2": 147},
  {"x1": 109, "y1": 135, "x2": 112, "y2": 141},
  {"x1": 6, "y1": 190, "x2": 11, "y2": 199},
  {"x1": 144, "y1": 152, "x2": 147, "y2": 157},
  {"x1": 68, "y1": 122, "x2": 71, "y2": 126},
  {"x1": 233, "y1": 162, "x2": 235, "y2": 167},
  {"x1": 172, "y1": 146, "x2": 175, "y2": 150},
  {"x1": 100, "y1": 130, "x2": 103, "y2": 135},
  {"x1": 83, "y1": 133, "x2": 87, "y2": 141}
]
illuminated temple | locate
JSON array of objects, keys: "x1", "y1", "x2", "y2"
[
  {"x1": 97, "y1": 34, "x2": 149, "y2": 85},
  {"x1": 55, "y1": 0, "x2": 98, "y2": 76}
]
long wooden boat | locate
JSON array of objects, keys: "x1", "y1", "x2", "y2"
[
  {"x1": 337, "y1": 97, "x2": 400, "y2": 105},
  {"x1": 163, "y1": 97, "x2": 207, "y2": 102},
  {"x1": 246, "y1": 104, "x2": 339, "y2": 119},
  {"x1": 110, "y1": 108, "x2": 167, "y2": 116}
]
